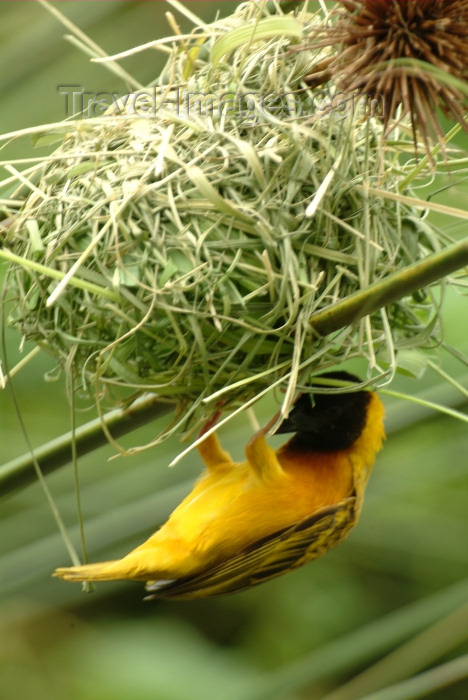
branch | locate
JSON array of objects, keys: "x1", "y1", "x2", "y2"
[
  {"x1": 0, "y1": 394, "x2": 174, "y2": 496},
  {"x1": 310, "y1": 238, "x2": 468, "y2": 336}
]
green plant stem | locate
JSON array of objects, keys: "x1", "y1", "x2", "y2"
[
  {"x1": 310, "y1": 238, "x2": 468, "y2": 337},
  {"x1": 0, "y1": 394, "x2": 174, "y2": 496},
  {"x1": 322, "y1": 602, "x2": 468, "y2": 700},
  {"x1": 0, "y1": 248, "x2": 119, "y2": 302},
  {"x1": 251, "y1": 578, "x2": 468, "y2": 700},
  {"x1": 357, "y1": 654, "x2": 468, "y2": 700}
]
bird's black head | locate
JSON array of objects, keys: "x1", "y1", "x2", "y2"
[{"x1": 276, "y1": 371, "x2": 371, "y2": 452}]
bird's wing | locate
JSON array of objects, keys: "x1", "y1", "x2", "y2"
[{"x1": 145, "y1": 496, "x2": 356, "y2": 600}]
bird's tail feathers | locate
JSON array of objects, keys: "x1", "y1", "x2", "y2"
[
  {"x1": 53, "y1": 555, "x2": 153, "y2": 582},
  {"x1": 53, "y1": 560, "x2": 124, "y2": 582}
]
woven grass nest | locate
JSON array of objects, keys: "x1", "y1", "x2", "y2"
[{"x1": 2, "y1": 2, "x2": 448, "y2": 440}]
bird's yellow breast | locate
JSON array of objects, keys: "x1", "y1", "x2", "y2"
[
  {"x1": 147, "y1": 391, "x2": 384, "y2": 576},
  {"x1": 141, "y1": 443, "x2": 354, "y2": 575},
  {"x1": 53, "y1": 389, "x2": 385, "y2": 586}
]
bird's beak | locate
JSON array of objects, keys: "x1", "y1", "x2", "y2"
[{"x1": 274, "y1": 415, "x2": 297, "y2": 434}]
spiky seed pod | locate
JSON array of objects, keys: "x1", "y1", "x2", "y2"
[{"x1": 308, "y1": 0, "x2": 468, "y2": 151}]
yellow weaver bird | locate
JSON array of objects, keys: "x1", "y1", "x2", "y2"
[{"x1": 53, "y1": 372, "x2": 385, "y2": 599}]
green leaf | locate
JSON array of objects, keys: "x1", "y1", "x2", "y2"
[{"x1": 211, "y1": 16, "x2": 302, "y2": 67}]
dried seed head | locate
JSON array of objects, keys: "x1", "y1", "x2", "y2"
[{"x1": 308, "y1": 0, "x2": 468, "y2": 152}]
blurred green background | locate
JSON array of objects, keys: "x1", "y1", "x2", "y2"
[{"x1": 1, "y1": 2, "x2": 467, "y2": 699}]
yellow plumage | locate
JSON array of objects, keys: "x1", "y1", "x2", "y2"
[{"x1": 53, "y1": 374, "x2": 385, "y2": 598}]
